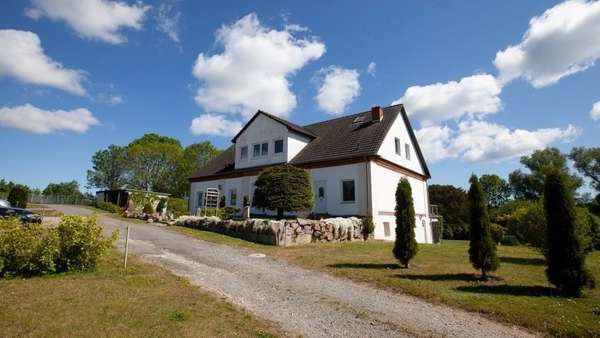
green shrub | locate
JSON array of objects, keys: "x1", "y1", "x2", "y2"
[
  {"x1": 55, "y1": 215, "x2": 118, "y2": 272},
  {"x1": 95, "y1": 201, "x2": 122, "y2": 213},
  {"x1": 505, "y1": 200, "x2": 546, "y2": 249},
  {"x1": 362, "y1": 213, "x2": 375, "y2": 240},
  {"x1": 0, "y1": 218, "x2": 59, "y2": 277},
  {"x1": 490, "y1": 223, "x2": 505, "y2": 243},
  {"x1": 200, "y1": 207, "x2": 225, "y2": 218},
  {"x1": 168, "y1": 198, "x2": 188, "y2": 217},
  {"x1": 393, "y1": 178, "x2": 418, "y2": 268},
  {"x1": 222, "y1": 206, "x2": 240, "y2": 219},
  {"x1": 143, "y1": 203, "x2": 154, "y2": 215},
  {"x1": 7, "y1": 184, "x2": 30, "y2": 208},
  {"x1": 500, "y1": 235, "x2": 521, "y2": 246}
]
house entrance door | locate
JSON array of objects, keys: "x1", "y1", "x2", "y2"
[{"x1": 314, "y1": 180, "x2": 327, "y2": 214}]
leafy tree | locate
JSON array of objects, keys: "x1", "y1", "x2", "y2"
[
  {"x1": 509, "y1": 148, "x2": 582, "y2": 200},
  {"x1": 468, "y1": 175, "x2": 499, "y2": 280},
  {"x1": 126, "y1": 134, "x2": 183, "y2": 193},
  {"x1": 252, "y1": 164, "x2": 314, "y2": 218},
  {"x1": 7, "y1": 184, "x2": 30, "y2": 208},
  {"x1": 428, "y1": 185, "x2": 469, "y2": 239},
  {"x1": 570, "y1": 147, "x2": 600, "y2": 192},
  {"x1": 174, "y1": 142, "x2": 221, "y2": 197},
  {"x1": 0, "y1": 179, "x2": 16, "y2": 197},
  {"x1": 86, "y1": 145, "x2": 128, "y2": 190},
  {"x1": 544, "y1": 172, "x2": 594, "y2": 297},
  {"x1": 43, "y1": 181, "x2": 84, "y2": 199},
  {"x1": 393, "y1": 178, "x2": 418, "y2": 268},
  {"x1": 479, "y1": 174, "x2": 511, "y2": 208}
]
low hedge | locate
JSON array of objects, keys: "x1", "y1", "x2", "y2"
[
  {"x1": 95, "y1": 201, "x2": 122, "y2": 214},
  {"x1": 0, "y1": 215, "x2": 118, "y2": 277}
]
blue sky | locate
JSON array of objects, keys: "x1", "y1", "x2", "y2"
[{"x1": 1, "y1": 0, "x2": 599, "y2": 192}]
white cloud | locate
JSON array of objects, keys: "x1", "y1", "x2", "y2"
[
  {"x1": 415, "y1": 120, "x2": 578, "y2": 163},
  {"x1": 109, "y1": 95, "x2": 123, "y2": 104},
  {"x1": 26, "y1": 0, "x2": 150, "y2": 44},
  {"x1": 393, "y1": 74, "x2": 502, "y2": 126},
  {"x1": 189, "y1": 114, "x2": 243, "y2": 137},
  {"x1": 315, "y1": 66, "x2": 361, "y2": 115},
  {"x1": 284, "y1": 24, "x2": 309, "y2": 32},
  {"x1": 494, "y1": 0, "x2": 600, "y2": 87},
  {"x1": 192, "y1": 13, "x2": 325, "y2": 119},
  {"x1": 591, "y1": 100, "x2": 600, "y2": 121},
  {"x1": 0, "y1": 29, "x2": 85, "y2": 95},
  {"x1": 156, "y1": 3, "x2": 181, "y2": 43},
  {"x1": 366, "y1": 62, "x2": 376, "y2": 77},
  {"x1": 0, "y1": 104, "x2": 99, "y2": 134}
]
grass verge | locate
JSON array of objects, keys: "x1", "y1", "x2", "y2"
[
  {"x1": 0, "y1": 249, "x2": 281, "y2": 338},
  {"x1": 168, "y1": 226, "x2": 600, "y2": 337}
]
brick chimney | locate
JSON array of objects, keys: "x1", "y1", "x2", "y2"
[{"x1": 371, "y1": 106, "x2": 383, "y2": 122}]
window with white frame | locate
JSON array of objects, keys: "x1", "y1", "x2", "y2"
[
  {"x1": 240, "y1": 146, "x2": 248, "y2": 160},
  {"x1": 229, "y1": 189, "x2": 237, "y2": 206},
  {"x1": 261, "y1": 142, "x2": 268, "y2": 156},
  {"x1": 253, "y1": 144, "x2": 260, "y2": 157},
  {"x1": 405, "y1": 143, "x2": 411, "y2": 160},
  {"x1": 341, "y1": 179, "x2": 355, "y2": 203},
  {"x1": 394, "y1": 137, "x2": 401, "y2": 155},
  {"x1": 274, "y1": 139, "x2": 284, "y2": 154}
]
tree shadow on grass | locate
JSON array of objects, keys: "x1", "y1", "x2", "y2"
[
  {"x1": 395, "y1": 273, "x2": 478, "y2": 282},
  {"x1": 499, "y1": 256, "x2": 545, "y2": 266},
  {"x1": 456, "y1": 284, "x2": 555, "y2": 297},
  {"x1": 328, "y1": 263, "x2": 400, "y2": 270}
]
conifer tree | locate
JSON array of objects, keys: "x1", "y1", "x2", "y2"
[
  {"x1": 544, "y1": 171, "x2": 594, "y2": 297},
  {"x1": 468, "y1": 175, "x2": 498, "y2": 280},
  {"x1": 393, "y1": 178, "x2": 418, "y2": 268}
]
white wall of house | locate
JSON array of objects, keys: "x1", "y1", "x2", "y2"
[
  {"x1": 234, "y1": 114, "x2": 309, "y2": 170},
  {"x1": 377, "y1": 114, "x2": 425, "y2": 176},
  {"x1": 369, "y1": 162, "x2": 433, "y2": 243}
]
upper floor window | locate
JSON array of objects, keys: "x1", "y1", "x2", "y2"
[
  {"x1": 405, "y1": 143, "x2": 411, "y2": 160},
  {"x1": 240, "y1": 146, "x2": 248, "y2": 160},
  {"x1": 261, "y1": 142, "x2": 268, "y2": 156},
  {"x1": 253, "y1": 144, "x2": 260, "y2": 157},
  {"x1": 394, "y1": 137, "x2": 401, "y2": 156},
  {"x1": 341, "y1": 179, "x2": 355, "y2": 203},
  {"x1": 274, "y1": 139, "x2": 284, "y2": 154}
]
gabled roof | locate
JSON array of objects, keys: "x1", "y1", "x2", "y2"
[
  {"x1": 231, "y1": 110, "x2": 316, "y2": 143},
  {"x1": 190, "y1": 104, "x2": 431, "y2": 181}
]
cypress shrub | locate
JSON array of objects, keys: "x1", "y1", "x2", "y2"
[
  {"x1": 7, "y1": 184, "x2": 30, "y2": 209},
  {"x1": 468, "y1": 175, "x2": 499, "y2": 280},
  {"x1": 362, "y1": 212, "x2": 375, "y2": 240},
  {"x1": 393, "y1": 178, "x2": 418, "y2": 268},
  {"x1": 544, "y1": 172, "x2": 595, "y2": 297},
  {"x1": 252, "y1": 164, "x2": 314, "y2": 218}
]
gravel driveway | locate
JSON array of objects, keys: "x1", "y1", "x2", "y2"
[{"x1": 50, "y1": 204, "x2": 538, "y2": 338}]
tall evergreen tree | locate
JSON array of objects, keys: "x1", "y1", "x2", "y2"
[
  {"x1": 393, "y1": 178, "x2": 418, "y2": 268},
  {"x1": 544, "y1": 171, "x2": 594, "y2": 297},
  {"x1": 468, "y1": 175, "x2": 498, "y2": 280}
]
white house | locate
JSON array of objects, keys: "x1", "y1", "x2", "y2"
[{"x1": 189, "y1": 104, "x2": 438, "y2": 243}]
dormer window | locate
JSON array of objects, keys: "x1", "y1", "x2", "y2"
[
  {"x1": 240, "y1": 146, "x2": 248, "y2": 160},
  {"x1": 253, "y1": 144, "x2": 260, "y2": 157},
  {"x1": 261, "y1": 142, "x2": 268, "y2": 156},
  {"x1": 274, "y1": 139, "x2": 284, "y2": 154}
]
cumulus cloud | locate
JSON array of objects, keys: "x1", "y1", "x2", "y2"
[
  {"x1": 393, "y1": 74, "x2": 502, "y2": 126},
  {"x1": 0, "y1": 104, "x2": 99, "y2": 134},
  {"x1": 156, "y1": 2, "x2": 181, "y2": 43},
  {"x1": 315, "y1": 66, "x2": 361, "y2": 115},
  {"x1": 189, "y1": 114, "x2": 243, "y2": 137},
  {"x1": 26, "y1": 0, "x2": 150, "y2": 44},
  {"x1": 591, "y1": 100, "x2": 600, "y2": 121},
  {"x1": 0, "y1": 29, "x2": 86, "y2": 95},
  {"x1": 366, "y1": 62, "x2": 376, "y2": 76},
  {"x1": 494, "y1": 0, "x2": 600, "y2": 87},
  {"x1": 192, "y1": 13, "x2": 325, "y2": 119},
  {"x1": 415, "y1": 120, "x2": 578, "y2": 163}
]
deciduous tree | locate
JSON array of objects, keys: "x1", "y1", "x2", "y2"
[
  {"x1": 252, "y1": 165, "x2": 314, "y2": 218},
  {"x1": 86, "y1": 145, "x2": 128, "y2": 190}
]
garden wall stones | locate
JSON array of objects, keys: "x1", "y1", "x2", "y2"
[{"x1": 175, "y1": 216, "x2": 365, "y2": 247}]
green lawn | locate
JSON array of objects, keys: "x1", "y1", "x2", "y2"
[
  {"x1": 169, "y1": 226, "x2": 600, "y2": 337},
  {"x1": 0, "y1": 249, "x2": 281, "y2": 338}
]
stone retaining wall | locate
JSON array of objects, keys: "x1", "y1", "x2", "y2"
[{"x1": 175, "y1": 216, "x2": 365, "y2": 246}]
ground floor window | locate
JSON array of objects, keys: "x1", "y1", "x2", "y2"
[
  {"x1": 229, "y1": 189, "x2": 237, "y2": 206},
  {"x1": 197, "y1": 191, "x2": 204, "y2": 208},
  {"x1": 383, "y1": 222, "x2": 391, "y2": 237},
  {"x1": 341, "y1": 179, "x2": 355, "y2": 202}
]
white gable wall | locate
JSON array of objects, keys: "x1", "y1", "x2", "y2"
[
  {"x1": 234, "y1": 114, "x2": 310, "y2": 169},
  {"x1": 377, "y1": 114, "x2": 425, "y2": 175}
]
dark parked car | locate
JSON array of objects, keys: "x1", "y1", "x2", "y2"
[{"x1": 0, "y1": 206, "x2": 42, "y2": 224}]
